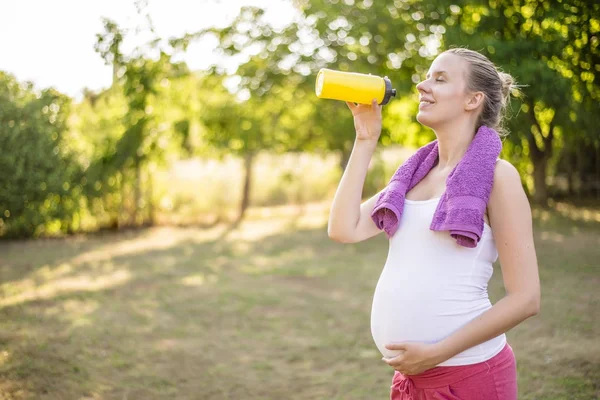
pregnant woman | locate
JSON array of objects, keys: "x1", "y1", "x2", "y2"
[{"x1": 327, "y1": 48, "x2": 540, "y2": 399}]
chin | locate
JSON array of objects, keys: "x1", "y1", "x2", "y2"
[{"x1": 416, "y1": 112, "x2": 435, "y2": 129}]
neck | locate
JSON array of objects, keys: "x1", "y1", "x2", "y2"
[{"x1": 433, "y1": 120, "x2": 479, "y2": 171}]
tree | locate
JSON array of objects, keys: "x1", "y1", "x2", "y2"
[
  {"x1": 0, "y1": 72, "x2": 82, "y2": 238},
  {"x1": 94, "y1": 18, "x2": 126, "y2": 87},
  {"x1": 199, "y1": 71, "x2": 299, "y2": 222},
  {"x1": 91, "y1": 12, "x2": 191, "y2": 226},
  {"x1": 441, "y1": 0, "x2": 600, "y2": 203},
  {"x1": 201, "y1": 0, "x2": 598, "y2": 203},
  {"x1": 199, "y1": 4, "x2": 443, "y2": 168}
]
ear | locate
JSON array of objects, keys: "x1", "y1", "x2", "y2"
[{"x1": 465, "y1": 91, "x2": 485, "y2": 111}]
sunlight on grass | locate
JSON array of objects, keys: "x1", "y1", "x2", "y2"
[
  {"x1": 0, "y1": 268, "x2": 131, "y2": 308},
  {"x1": 156, "y1": 152, "x2": 341, "y2": 220},
  {"x1": 227, "y1": 219, "x2": 307, "y2": 242},
  {"x1": 225, "y1": 207, "x2": 328, "y2": 245},
  {"x1": 180, "y1": 273, "x2": 218, "y2": 286},
  {"x1": 238, "y1": 255, "x2": 274, "y2": 274},
  {"x1": 533, "y1": 208, "x2": 552, "y2": 222},
  {"x1": 44, "y1": 298, "x2": 100, "y2": 318},
  {"x1": 37, "y1": 299, "x2": 102, "y2": 329},
  {"x1": 36, "y1": 262, "x2": 74, "y2": 280},
  {"x1": 540, "y1": 231, "x2": 565, "y2": 242},
  {"x1": 554, "y1": 201, "x2": 600, "y2": 222},
  {"x1": 0, "y1": 350, "x2": 9, "y2": 368},
  {"x1": 305, "y1": 267, "x2": 326, "y2": 277},
  {"x1": 152, "y1": 147, "x2": 411, "y2": 224},
  {"x1": 239, "y1": 248, "x2": 320, "y2": 276},
  {"x1": 0, "y1": 200, "x2": 597, "y2": 399},
  {"x1": 69, "y1": 227, "x2": 194, "y2": 265}
]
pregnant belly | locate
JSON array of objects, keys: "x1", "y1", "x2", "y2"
[{"x1": 370, "y1": 273, "x2": 492, "y2": 359}]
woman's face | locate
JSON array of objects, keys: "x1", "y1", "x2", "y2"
[{"x1": 416, "y1": 53, "x2": 472, "y2": 129}]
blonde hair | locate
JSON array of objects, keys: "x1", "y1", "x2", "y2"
[{"x1": 444, "y1": 48, "x2": 519, "y2": 137}]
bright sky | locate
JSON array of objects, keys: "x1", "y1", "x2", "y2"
[{"x1": 0, "y1": 0, "x2": 296, "y2": 99}]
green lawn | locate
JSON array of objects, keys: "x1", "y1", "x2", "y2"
[{"x1": 1, "y1": 201, "x2": 599, "y2": 399}]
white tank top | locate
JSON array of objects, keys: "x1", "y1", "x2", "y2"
[{"x1": 370, "y1": 196, "x2": 506, "y2": 366}]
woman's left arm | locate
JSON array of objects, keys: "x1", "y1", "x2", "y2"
[
  {"x1": 430, "y1": 159, "x2": 541, "y2": 362},
  {"x1": 383, "y1": 160, "x2": 541, "y2": 373}
]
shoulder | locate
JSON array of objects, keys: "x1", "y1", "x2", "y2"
[
  {"x1": 489, "y1": 159, "x2": 528, "y2": 211},
  {"x1": 493, "y1": 159, "x2": 521, "y2": 187}
]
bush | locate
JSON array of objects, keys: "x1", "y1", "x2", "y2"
[{"x1": 0, "y1": 72, "x2": 82, "y2": 238}]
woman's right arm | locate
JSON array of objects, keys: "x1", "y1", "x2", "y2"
[{"x1": 327, "y1": 99, "x2": 384, "y2": 244}]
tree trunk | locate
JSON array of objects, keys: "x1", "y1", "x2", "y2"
[
  {"x1": 596, "y1": 140, "x2": 600, "y2": 200},
  {"x1": 523, "y1": 101, "x2": 557, "y2": 205},
  {"x1": 237, "y1": 151, "x2": 254, "y2": 223},
  {"x1": 532, "y1": 156, "x2": 548, "y2": 205},
  {"x1": 527, "y1": 132, "x2": 552, "y2": 206},
  {"x1": 566, "y1": 149, "x2": 575, "y2": 197},
  {"x1": 112, "y1": 62, "x2": 119, "y2": 87},
  {"x1": 525, "y1": 108, "x2": 554, "y2": 206},
  {"x1": 134, "y1": 159, "x2": 142, "y2": 225},
  {"x1": 527, "y1": 131, "x2": 550, "y2": 206},
  {"x1": 114, "y1": 170, "x2": 125, "y2": 229},
  {"x1": 576, "y1": 143, "x2": 585, "y2": 200},
  {"x1": 147, "y1": 166, "x2": 155, "y2": 225}
]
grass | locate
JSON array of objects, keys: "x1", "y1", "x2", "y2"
[{"x1": 0, "y1": 201, "x2": 599, "y2": 399}]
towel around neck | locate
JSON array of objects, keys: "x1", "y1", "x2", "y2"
[{"x1": 370, "y1": 125, "x2": 502, "y2": 248}]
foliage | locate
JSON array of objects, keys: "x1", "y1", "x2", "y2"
[
  {"x1": 1, "y1": 0, "x2": 597, "y2": 238},
  {"x1": 0, "y1": 72, "x2": 82, "y2": 237},
  {"x1": 441, "y1": 0, "x2": 600, "y2": 201},
  {"x1": 86, "y1": 17, "x2": 192, "y2": 225},
  {"x1": 201, "y1": 0, "x2": 599, "y2": 201}
]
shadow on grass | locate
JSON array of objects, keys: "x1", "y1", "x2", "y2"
[
  {"x1": 0, "y1": 203, "x2": 598, "y2": 399},
  {"x1": 0, "y1": 220, "x2": 392, "y2": 399}
]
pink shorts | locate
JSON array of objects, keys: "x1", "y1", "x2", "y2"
[{"x1": 390, "y1": 343, "x2": 517, "y2": 400}]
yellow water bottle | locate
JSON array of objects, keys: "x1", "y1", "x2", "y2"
[{"x1": 315, "y1": 68, "x2": 397, "y2": 105}]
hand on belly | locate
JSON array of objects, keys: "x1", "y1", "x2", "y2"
[{"x1": 381, "y1": 342, "x2": 442, "y2": 375}]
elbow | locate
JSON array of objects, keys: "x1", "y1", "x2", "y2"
[
  {"x1": 327, "y1": 226, "x2": 353, "y2": 244},
  {"x1": 327, "y1": 231, "x2": 350, "y2": 244},
  {"x1": 530, "y1": 297, "x2": 541, "y2": 317},
  {"x1": 525, "y1": 292, "x2": 541, "y2": 317},
  {"x1": 327, "y1": 224, "x2": 340, "y2": 242}
]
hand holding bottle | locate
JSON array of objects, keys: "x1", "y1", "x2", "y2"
[{"x1": 346, "y1": 99, "x2": 382, "y2": 143}]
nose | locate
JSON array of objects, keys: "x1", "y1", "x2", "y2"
[{"x1": 416, "y1": 79, "x2": 428, "y2": 94}]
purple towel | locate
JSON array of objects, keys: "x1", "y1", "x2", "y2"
[{"x1": 370, "y1": 126, "x2": 502, "y2": 248}]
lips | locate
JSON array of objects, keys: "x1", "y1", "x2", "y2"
[{"x1": 419, "y1": 99, "x2": 435, "y2": 109}]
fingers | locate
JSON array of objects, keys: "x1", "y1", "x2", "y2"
[
  {"x1": 385, "y1": 343, "x2": 408, "y2": 351},
  {"x1": 372, "y1": 99, "x2": 382, "y2": 115},
  {"x1": 382, "y1": 354, "x2": 403, "y2": 365},
  {"x1": 386, "y1": 361, "x2": 407, "y2": 374},
  {"x1": 347, "y1": 99, "x2": 381, "y2": 113},
  {"x1": 383, "y1": 357, "x2": 408, "y2": 374}
]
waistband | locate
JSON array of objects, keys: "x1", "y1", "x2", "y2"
[{"x1": 393, "y1": 343, "x2": 514, "y2": 390}]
